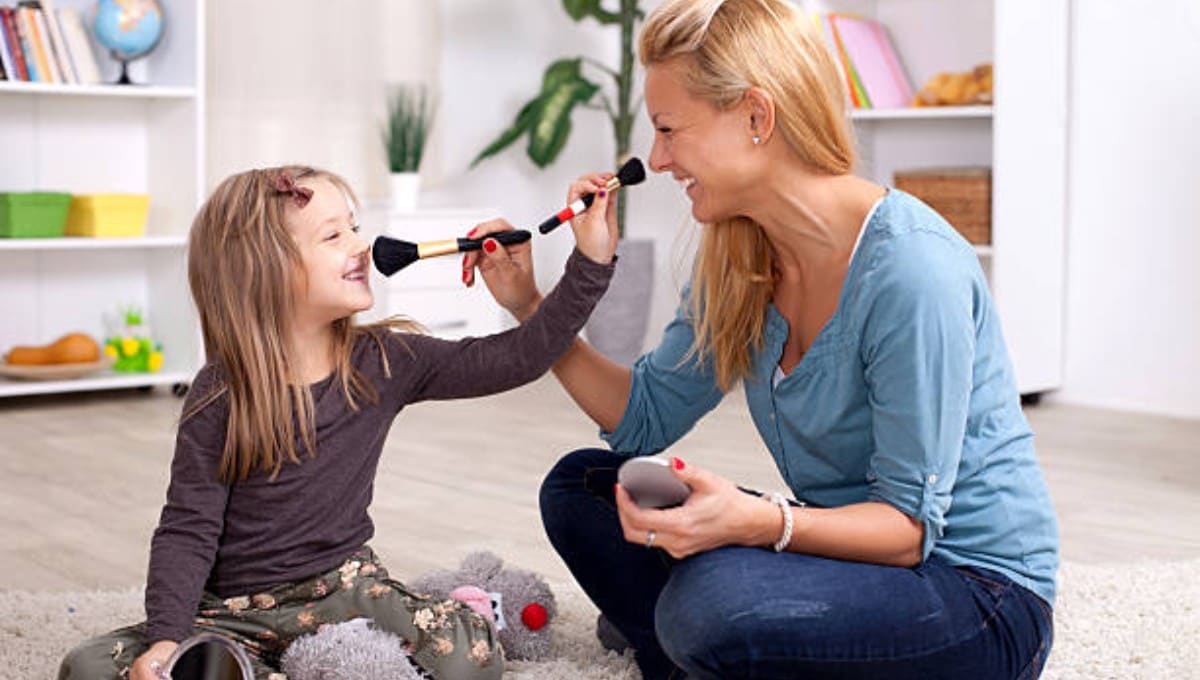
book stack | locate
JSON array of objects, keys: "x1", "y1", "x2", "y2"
[
  {"x1": 814, "y1": 13, "x2": 913, "y2": 110},
  {"x1": 0, "y1": 0, "x2": 102, "y2": 85}
]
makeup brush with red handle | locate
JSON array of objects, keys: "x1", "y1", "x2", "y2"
[
  {"x1": 372, "y1": 230, "x2": 532, "y2": 277},
  {"x1": 537, "y1": 157, "x2": 646, "y2": 234}
]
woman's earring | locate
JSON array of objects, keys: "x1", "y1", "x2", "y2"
[{"x1": 752, "y1": 135, "x2": 761, "y2": 145}]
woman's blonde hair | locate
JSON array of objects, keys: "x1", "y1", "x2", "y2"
[
  {"x1": 640, "y1": 0, "x2": 855, "y2": 390},
  {"x1": 186, "y1": 165, "x2": 417, "y2": 483}
]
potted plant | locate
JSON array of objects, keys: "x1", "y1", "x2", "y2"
[
  {"x1": 472, "y1": 0, "x2": 653, "y2": 365},
  {"x1": 383, "y1": 83, "x2": 436, "y2": 212}
]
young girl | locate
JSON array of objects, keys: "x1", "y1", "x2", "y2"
[{"x1": 57, "y1": 165, "x2": 617, "y2": 680}]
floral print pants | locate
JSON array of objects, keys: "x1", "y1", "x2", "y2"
[{"x1": 57, "y1": 546, "x2": 503, "y2": 680}]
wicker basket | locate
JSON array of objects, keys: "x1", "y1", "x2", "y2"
[{"x1": 893, "y1": 167, "x2": 991, "y2": 244}]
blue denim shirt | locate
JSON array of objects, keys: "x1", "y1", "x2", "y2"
[{"x1": 603, "y1": 190, "x2": 1060, "y2": 605}]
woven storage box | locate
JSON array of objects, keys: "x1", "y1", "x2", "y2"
[
  {"x1": 65, "y1": 194, "x2": 150, "y2": 237},
  {"x1": 0, "y1": 192, "x2": 72, "y2": 238},
  {"x1": 894, "y1": 167, "x2": 991, "y2": 244}
]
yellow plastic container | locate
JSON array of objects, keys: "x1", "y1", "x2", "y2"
[{"x1": 65, "y1": 194, "x2": 150, "y2": 237}]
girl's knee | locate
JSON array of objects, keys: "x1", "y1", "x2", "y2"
[
  {"x1": 435, "y1": 652, "x2": 504, "y2": 680},
  {"x1": 58, "y1": 636, "x2": 126, "y2": 680}
]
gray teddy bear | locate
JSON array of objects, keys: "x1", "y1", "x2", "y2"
[{"x1": 280, "y1": 551, "x2": 557, "y2": 680}]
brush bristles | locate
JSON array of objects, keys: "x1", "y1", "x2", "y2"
[
  {"x1": 372, "y1": 236, "x2": 420, "y2": 276},
  {"x1": 617, "y1": 157, "x2": 646, "y2": 187}
]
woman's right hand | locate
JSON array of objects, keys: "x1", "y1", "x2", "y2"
[
  {"x1": 130, "y1": 640, "x2": 177, "y2": 680},
  {"x1": 567, "y1": 173, "x2": 620, "y2": 265}
]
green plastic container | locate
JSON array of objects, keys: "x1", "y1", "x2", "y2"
[{"x1": 0, "y1": 192, "x2": 73, "y2": 238}]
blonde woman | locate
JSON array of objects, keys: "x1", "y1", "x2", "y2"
[
  {"x1": 467, "y1": 0, "x2": 1057, "y2": 678},
  {"x1": 57, "y1": 165, "x2": 617, "y2": 680}
]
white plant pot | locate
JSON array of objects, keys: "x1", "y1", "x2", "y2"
[
  {"x1": 585, "y1": 239, "x2": 655, "y2": 366},
  {"x1": 389, "y1": 173, "x2": 421, "y2": 212}
]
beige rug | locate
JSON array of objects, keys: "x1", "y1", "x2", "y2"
[{"x1": 3, "y1": 560, "x2": 1195, "y2": 679}]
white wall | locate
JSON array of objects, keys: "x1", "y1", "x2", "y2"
[
  {"x1": 425, "y1": 0, "x2": 692, "y2": 341},
  {"x1": 1054, "y1": 0, "x2": 1200, "y2": 419},
  {"x1": 206, "y1": 0, "x2": 440, "y2": 197},
  {"x1": 207, "y1": 0, "x2": 692, "y2": 348},
  {"x1": 204, "y1": 1, "x2": 1200, "y2": 418}
]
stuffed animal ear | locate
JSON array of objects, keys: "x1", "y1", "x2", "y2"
[
  {"x1": 409, "y1": 567, "x2": 469, "y2": 600},
  {"x1": 461, "y1": 551, "x2": 505, "y2": 581},
  {"x1": 449, "y1": 585, "x2": 496, "y2": 623}
]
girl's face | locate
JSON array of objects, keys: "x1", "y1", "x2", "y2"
[
  {"x1": 644, "y1": 60, "x2": 762, "y2": 223},
  {"x1": 287, "y1": 178, "x2": 373, "y2": 324}
]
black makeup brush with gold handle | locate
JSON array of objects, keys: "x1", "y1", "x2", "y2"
[{"x1": 372, "y1": 230, "x2": 532, "y2": 276}]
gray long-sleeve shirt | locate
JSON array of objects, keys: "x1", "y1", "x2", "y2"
[{"x1": 145, "y1": 250, "x2": 613, "y2": 642}]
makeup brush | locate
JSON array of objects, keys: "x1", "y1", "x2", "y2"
[
  {"x1": 372, "y1": 230, "x2": 532, "y2": 276},
  {"x1": 537, "y1": 157, "x2": 647, "y2": 234}
]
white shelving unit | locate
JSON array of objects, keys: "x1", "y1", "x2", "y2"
[
  {"x1": 810, "y1": 0, "x2": 1068, "y2": 396},
  {"x1": 0, "y1": 0, "x2": 205, "y2": 399}
]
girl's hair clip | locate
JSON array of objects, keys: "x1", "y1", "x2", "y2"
[{"x1": 273, "y1": 173, "x2": 313, "y2": 209}]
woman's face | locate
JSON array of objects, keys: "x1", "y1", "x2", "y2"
[
  {"x1": 286, "y1": 178, "x2": 373, "y2": 324},
  {"x1": 644, "y1": 60, "x2": 761, "y2": 223}
]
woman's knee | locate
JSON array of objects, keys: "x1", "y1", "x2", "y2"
[
  {"x1": 654, "y1": 549, "x2": 784, "y2": 676},
  {"x1": 539, "y1": 448, "x2": 620, "y2": 529}
]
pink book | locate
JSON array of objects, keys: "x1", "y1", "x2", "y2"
[
  {"x1": 870, "y1": 20, "x2": 914, "y2": 105},
  {"x1": 830, "y1": 14, "x2": 913, "y2": 109}
]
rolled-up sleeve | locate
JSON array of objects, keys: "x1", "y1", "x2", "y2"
[
  {"x1": 861, "y1": 236, "x2": 976, "y2": 560},
  {"x1": 602, "y1": 289, "x2": 726, "y2": 454}
]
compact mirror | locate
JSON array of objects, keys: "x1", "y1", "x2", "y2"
[{"x1": 166, "y1": 633, "x2": 254, "y2": 680}]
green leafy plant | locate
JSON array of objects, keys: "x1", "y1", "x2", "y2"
[
  {"x1": 472, "y1": 0, "x2": 644, "y2": 236},
  {"x1": 383, "y1": 84, "x2": 436, "y2": 174}
]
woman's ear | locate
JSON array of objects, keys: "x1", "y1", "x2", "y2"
[{"x1": 745, "y1": 87, "x2": 776, "y2": 146}]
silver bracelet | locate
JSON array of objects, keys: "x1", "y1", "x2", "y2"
[{"x1": 768, "y1": 492, "x2": 798, "y2": 552}]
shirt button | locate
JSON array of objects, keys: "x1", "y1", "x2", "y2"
[
  {"x1": 928, "y1": 474, "x2": 938, "y2": 484},
  {"x1": 769, "y1": 413, "x2": 775, "y2": 421}
]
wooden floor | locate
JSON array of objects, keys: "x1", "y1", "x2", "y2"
[{"x1": 0, "y1": 376, "x2": 1197, "y2": 593}]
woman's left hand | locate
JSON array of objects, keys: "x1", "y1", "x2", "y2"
[{"x1": 614, "y1": 457, "x2": 782, "y2": 559}]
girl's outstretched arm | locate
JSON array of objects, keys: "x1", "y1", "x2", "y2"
[
  {"x1": 387, "y1": 247, "x2": 615, "y2": 405},
  {"x1": 465, "y1": 176, "x2": 632, "y2": 431}
]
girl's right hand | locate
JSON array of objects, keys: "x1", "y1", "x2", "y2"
[
  {"x1": 567, "y1": 173, "x2": 620, "y2": 265},
  {"x1": 131, "y1": 640, "x2": 178, "y2": 680}
]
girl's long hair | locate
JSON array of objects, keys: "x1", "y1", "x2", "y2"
[
  {"x1": 640, "y1": 0, "x2": 855, "y2": 390},
  {"x1": 185, "y1": 165, "x2": 418, "y2": 483}
]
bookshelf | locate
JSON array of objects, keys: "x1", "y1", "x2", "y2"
[
  {"x1": 0, "y1": 0, "x2": 205, "y2": 399},
  {"x1": 809, "y1": 0, "x2": 1068, "y2": 397}
]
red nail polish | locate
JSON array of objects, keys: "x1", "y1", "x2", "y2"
[
  {"x1": 598, "y1": 190, "x2": 607, "y2": 198},
  {"x1": 462, "y1": 270, "x2": 469, "y2": 283},
  {"x1": 672, "y1": 457, "x2": 685, "y2": 471},
  {"x1": 462, "y1": 254, "x2": 468, "y2": 267},
  {"x1": 468, "y1": 228, "x2": 479, "y2": 239},
  {"x1": 483, "y1": 239, "x2": 497, "y2": 253}
]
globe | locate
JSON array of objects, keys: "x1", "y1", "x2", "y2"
[{"x1": 93, "y1": 0, "x2": 164, "y2": 85}]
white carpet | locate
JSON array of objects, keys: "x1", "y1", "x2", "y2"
[{"x1": 3, "y1": 560, "x2": 1196, "y2": 679}]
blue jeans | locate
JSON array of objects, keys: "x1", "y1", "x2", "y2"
[{"x1": 540, "y1": 448, "x2": 1054, "y2": 680}]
